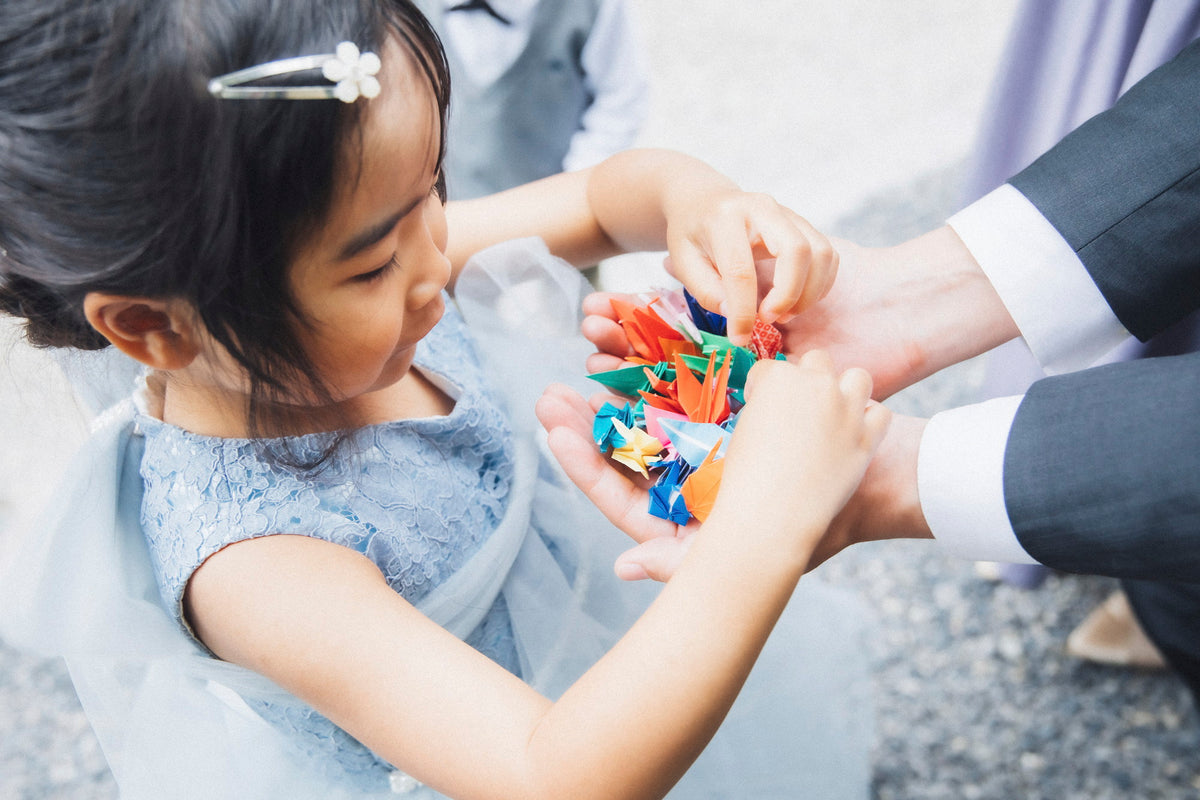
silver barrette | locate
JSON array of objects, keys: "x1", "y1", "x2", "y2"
[{"x1": 207, "y1": 41, "x2": 382, "y2": 103}]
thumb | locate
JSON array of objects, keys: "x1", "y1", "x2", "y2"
[{"x1": 614, "y1": 534, "x2": 694, "y2": 583}]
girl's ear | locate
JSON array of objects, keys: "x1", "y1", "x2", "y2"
[{"x1": 82, "y1": 293, "x2": 202, "y2": 370}]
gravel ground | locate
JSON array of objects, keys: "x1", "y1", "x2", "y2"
[{"x1": 3, "y1": 166, "x2": 1198, "y2": 799}]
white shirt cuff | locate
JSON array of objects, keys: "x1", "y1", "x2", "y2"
[
  {"x1": 918, "y1": 396, "x2": 1040, "y2": 564},
  {"x1": 948, "y1": 184, "x2": 1129, "y2": 374}
]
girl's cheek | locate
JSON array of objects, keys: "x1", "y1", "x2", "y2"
[{"x1": 425, "y1": 198, "x2": 448, "y2": 254}]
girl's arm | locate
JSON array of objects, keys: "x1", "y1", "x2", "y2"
[
  {"x1": 185, "y1": 354, "x2": 888, "y2": 800},
  {"x1": 444, "y1": 166, "x2": 620, "y2": 272},
  {"x1": 444, "y1": 149, "x2": 837, "y2": 345}
]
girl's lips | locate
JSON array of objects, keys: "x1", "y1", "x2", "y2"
[{"x1": 398, "y1": 294, "x2": 445, "y2": 354}]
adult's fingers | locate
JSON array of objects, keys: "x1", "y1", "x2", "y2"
[
  {"x1": 581, "y1": 291, "x2": 624, "y2": 319},
  {"x1": 535, "y1": 384, "x2": 595, "y2": 438},
  {"x1": 581, "y1": 314, "x2": 634, "y2": 360},
  {"x1": 585, "y1": 351, "x2": 630, "y2": 375},
  {"x1": 545, "y1": 426, "x2": 677, "y2": 545},
  {"x1": 613, "y1": 535, "x2": 693, "y2": 583}
]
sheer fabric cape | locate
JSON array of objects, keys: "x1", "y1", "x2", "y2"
[{"x1": 0, "y1": 238, "x2": 873, "y2": 799}]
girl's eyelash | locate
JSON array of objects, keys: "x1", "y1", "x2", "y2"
[
  {"x1": 355, "y1": 253, "x2": 399, "y2": 283},
  {"x1": 352, "y1": 178, "x2": 441, "y2": 284}
]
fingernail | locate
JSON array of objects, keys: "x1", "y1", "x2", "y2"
[{"x1": 614, "y1": 562, "x2": 649, "y2": 581}]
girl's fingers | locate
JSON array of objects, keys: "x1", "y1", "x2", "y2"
[
  {"x1": 792, "y1": 236, "x2": 838, "y2": 314},
  {"x1": 666, "y1": 241, "x2": 725, "y2": 321},
  {"x1": 838, "y1": 366, "x2": 874, "y2": 409},
  {"x1": 809, "y1": 233, "x2": 839, "y2": 306},
  {"x1": 797, "y1": 348, "x2": 836, "y2": 372},
  {"x1": 706, "y1": 218, "x2": 759, "y2": 346},
  {"x1": 740, "y1": 358, "x2": 773, "y2": 402},
  {"x1": 862, "y1": 400, "x2": 892, "y2": 450},
  {"x1": 753, "y1": 214, "x2": 812, "y2": 324}
]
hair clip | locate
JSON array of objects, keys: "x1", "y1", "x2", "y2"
[{"x1": 207, "y1": 42, "x2": 382, "y2": 103}]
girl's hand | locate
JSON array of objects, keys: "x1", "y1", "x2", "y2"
[
  {"x1": 660, "y1": 191, "x2": 837, "y2": 346},
  {"x1": 537, "y1": 352, "x2": 891, "y2": 581},
  {"x1": 451, "y1": 150, "x2": 836, "y2": 346},
  {"x1": 709, "y1": 351, "x2": 890, "y2": 539},
  {"x1": 584, "y1": 150, "x2": 837, "y2": 348}
]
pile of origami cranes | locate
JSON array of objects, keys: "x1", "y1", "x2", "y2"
[{"x1": 589, "y1": 289, "x2": 783, "y2": 524}]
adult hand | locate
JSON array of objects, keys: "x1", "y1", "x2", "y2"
[
  {"x1": 535, "y1": 383, "x2": 698, "y2": 580},
  {"x1": 582, "y1": 226, "x2": 1021, "y2": 400}
]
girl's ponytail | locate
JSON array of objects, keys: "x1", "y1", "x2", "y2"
[{"x1": 0, "y1": 271, "x2": 109, "y2": 350}]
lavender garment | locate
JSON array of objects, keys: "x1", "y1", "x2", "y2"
[{"x1": 963, "y1": 0, "x2": 1200, "y2": 401}]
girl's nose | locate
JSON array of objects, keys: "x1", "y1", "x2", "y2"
[{"x1": 405, "y1": 249, "x2": 451, "y2": 311}]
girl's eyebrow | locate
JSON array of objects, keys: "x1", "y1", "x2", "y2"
[{"x1": 336, "y1": 196, "x2": 422, "y2": 261}]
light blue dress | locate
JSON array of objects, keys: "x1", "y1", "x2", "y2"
[
  {"x1": 138, "y1": 305, "x2": 523, "y2": 793},
  {"x1": 3, "y1": 239, "x2": 875, "y2": 799}
]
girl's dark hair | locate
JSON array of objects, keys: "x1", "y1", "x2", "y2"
[{"x1": 0, "y1": 0, "x2": 450, "y2": 468}]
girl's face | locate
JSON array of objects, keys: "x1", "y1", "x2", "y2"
[{"x1": 286, "y1": 38, "x2": 450, "y2": 410}]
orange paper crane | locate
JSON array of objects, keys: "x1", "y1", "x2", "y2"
[
  {"x1": 679, "y1": 439, "x2": 725, "y2": 523},
  {"x1": 609, "y1": 296, "x2": 697, "y2": 363},
  {"x1": 673, "y1": 351, "x2": 732, "y2": 424},
  {"x1": 637, "y1": 365, "x2": 685, "y2": 415}
]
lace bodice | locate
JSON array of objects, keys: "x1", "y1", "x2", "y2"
[{"x1": 138, "y1": 303, "x2": 518, "y2": 792}]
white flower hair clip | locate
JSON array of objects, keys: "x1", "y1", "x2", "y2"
[{"x1": 207, "y1": 41, "x2": 382, "y2": 103}]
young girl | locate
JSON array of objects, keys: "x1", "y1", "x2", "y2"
[{"x1": 0, "y1": 2, "x2": 886, "y2": 798}]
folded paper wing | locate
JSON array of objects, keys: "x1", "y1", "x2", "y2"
[{"x1": 679, "y1": 439, "x2": 725, "y2": 523}]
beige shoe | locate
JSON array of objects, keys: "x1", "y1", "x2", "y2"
[{"x1": 1066, "y1": 590, "x2": 1167, "y2": 669}]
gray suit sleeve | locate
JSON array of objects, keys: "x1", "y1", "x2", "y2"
[
  {"x1": 1000, "y1": 41, "x2": 1200, "y2": 581},
  {"x1": 1009, "y1": 39, "x2": 1200, "y2": 341},
  {"x1": 1004, "y1": 353, "x2": 1200, "y2": 582}
]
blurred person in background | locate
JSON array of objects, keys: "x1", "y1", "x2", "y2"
[{"x1": 414, "y1": 0, "x2": 648, "y2": 200}]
